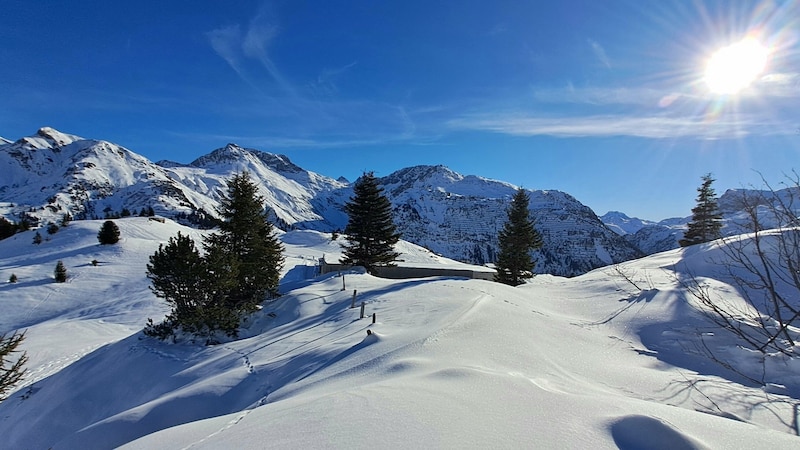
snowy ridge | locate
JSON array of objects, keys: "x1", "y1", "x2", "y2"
[
  {"x1": 377, "y1": 166, "x2": 641, "y2": 276},
  {"x1": 1, "y1": 219, "x2": 799, "y2": 447},
  {"x1": 0, "y1": 129, "x2": 347, "y2": 231},
  {"x1": 1, "y1": 128, "x2": 637, "y2": 276}
]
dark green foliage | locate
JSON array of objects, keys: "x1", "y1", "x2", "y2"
[
  {"x1": 54, "y1": 261, "x2": 67, "y2": 283},
  {"x1": 60, "y1": 213, "x2": 72, "y2": 227},
  {"x1": 145, "y1": 172, "x2": 284, "y2": 341},
  {"x1": 679, "y1": 174, "x2": 723, "y2": 247},
  {"x1": 46, "y1": 223, "x2": 59, "y2": 235},
  {"x1": 121, "y1": 208, "x2": 131, "y2": 217},
  {"x1": 97, "y1": 220, "x2": 121, "y2": 245},
  {"x1": 205, "y1": 171, "x2": 284, "y2": 312},
  {"x1": 494, "y1": 189, "x2": 543, "y2": 286},
  {"x1": 0, "y1": 330, "x2": 27, "y2": 402},
  {"x1": 32, "y1": 232, "x2": 42, "y2": 245},
  {"x1": 8, "y1": 273, "x2": 17, "y2": 283},
  {"x1": 0, "y1": 217, "x2": 15, "y2": 240},
  {"x1": 145, "y1": 232, "x2": 232, "y2": 338},
  {"x1": 340, "y1": 172, "x2": 401, "y2": 275}
]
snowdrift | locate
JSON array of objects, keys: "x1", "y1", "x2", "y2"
[{"x1": 1, "y1": 220, "x2": 799, "y2": 448}]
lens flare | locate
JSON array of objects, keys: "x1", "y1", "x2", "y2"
[{"x1": 704, "y1": 37, "x2": 769, "y2": 94}]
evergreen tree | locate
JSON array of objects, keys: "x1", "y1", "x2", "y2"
[
  {"x1": 0, "y1": 217, "x2": 15, "y2": 240},
  {"x1": 340, "y1": 172, "x2": 401, "y2": 275},
  {"x1": 60, "y1": 212, "x2": 72, "y2": 227},
  {"x1": 494, "y1": 188, "x2": 543, "y2": 286},
  {"x1": 9, "y1": 273, "x2": 17, "y2": 283},
  {"x1": 205, "y1": 171, "x2": 284, "y2": 314},
  {"x1": 145, "y1": 232, "x2": 228, "y2": 337},
  {"x1": 679, "y1": 174, "x2": 723, "y2": 247},
  {"x1": 46, "y1": 223, "x2": 59, "y2": 235},
  {"x1": 54, "y1": 260, "x2": 67, "y2": 283},
  {"x1": 0, "y1": 330, "x2": 27, "y2": 402},
  {"x1": 97, "y1": 220, "x2": 121, "y2": 245},
  {"x1": 32, "y1": 231, "x2": 42, "y2": 245}
]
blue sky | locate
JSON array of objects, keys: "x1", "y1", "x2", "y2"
[{"x1": 2, "y1": 1, "x2": 799, "y2": 220}]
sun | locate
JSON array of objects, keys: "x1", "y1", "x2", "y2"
[{"x1": 704, "y1": 37, "x2": 769, "y2": 94}]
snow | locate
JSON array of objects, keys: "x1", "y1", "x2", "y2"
[{"x1": 1, "y1": 218, "x2": 800, "y2": 448}]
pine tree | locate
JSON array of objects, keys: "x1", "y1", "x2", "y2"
[
  {"x1": 46, "y1": 223, "x2": 59, "y2": 235},
  {"x1": 8, "y1": 273, "x2": 17, "y2": 283},
  {"x1": 60, "y1": 213, "x2": 72, "y2": 227},
  {"x1": 145, "y1": 232, "x2": 231, "y2": 337},
  {"x1": 97, "y1": 220, "x2": 121, "y2": 245},
  {"x1": 494, "y1": 188, "x2": 543, "y2": 286},
  {"x1": 0, "y1": 330, "x2": 27, "y2": 402},
  {"x1": 679, "y1": 173, "x2": 723, "y2": 247},
  {"x1": 0, "y1": 217, "x2": 15, "y2": 240},
  {"x1": 32, "y1": 231, "x2": 42, "y2": 245},
  {"x1": 340, "y1": 172, "x2": 401, "y2": 275},
  {"x1": 205, "y1": 171, "x2": 284, "y2": 314},
  {"x1": 54, "y1": 260, "x2": 67, "y2": 283}
]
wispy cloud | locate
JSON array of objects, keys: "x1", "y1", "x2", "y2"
[
  {"x1": 448, "y1": 112, "x2": 791, "y2": 140},
  {"x1": 205, "y1": 8, "x2": 294, "y2": 96},
  {"x1": 588, "y1": 39, "x2": 611, "y2": 69},
  {"x1": 533, "y1": 85, "x2": 671, "y2": 106},
  {"x1": 756, "y1": 72, "x2": 800, "y2": 98}
]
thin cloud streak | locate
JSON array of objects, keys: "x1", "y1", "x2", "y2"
[
  {"x1": 448, "y1": 113, "x2": 792, "y2": 140},
  {"x1": 588, "y1": 39, "x2": 611, "y2": 69}
]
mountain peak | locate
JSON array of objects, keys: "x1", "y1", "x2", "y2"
[
  {"x1": 190, "y1": 145, "x2": 303, "y2": 174},
  {"x1": 35, "y1": 127, "x2": 82, "y2": 146}
]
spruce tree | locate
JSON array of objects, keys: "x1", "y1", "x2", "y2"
[
  {"x1": 0, "y1": 330, "x2": 27, "y2": 402},
  {"x1": 340, "y1": 172, "x2": 401, "y2": 275},
  {"x1": 54, "y1": 260, "x2": 67, "y2": 283},
  {"x1": 679, "y1": 173, "x2": 723, "y2": 247},
  {"x1": 494, "y1": 188, "x2": 543, "y2": 286},
  {"x1": 32, "y1": 231, "x2": 42, "y2": 245},
  {"x1": 0, "y1": 217, "x2": 15, "y2": 240},
  {"x1": 205, "y1": 171, "x2": 284, "y2": 315},
  {"x1": 97, "y1": 220, "x2": 121, "y2": 245}
]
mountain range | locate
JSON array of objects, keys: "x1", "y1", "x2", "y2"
[{"x1": 2, "y1": 127, "x2": 796, "y2": 276}]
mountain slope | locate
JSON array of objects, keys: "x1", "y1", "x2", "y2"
[
  {"x1": 373, "y1": 165, "x2": 642, "y2": 276},
  {"x1": 1, "y1": 129, "x2": 639, "y2": 276},
  {"x1": 611, "y1": 186, "x2": 800, "y2": 255},
  {"x1": 1, "y1": 222, "x2": 799, "y2": 447},
  {"x1": 0, "y1": 129, "x2": 347, "y2": 231}
]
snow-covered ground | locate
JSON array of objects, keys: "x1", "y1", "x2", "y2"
[{"x1": 1, "y1": 218, "x2": 799, "y2": 448}]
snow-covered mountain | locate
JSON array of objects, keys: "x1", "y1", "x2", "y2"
[
  {"x1": 375, "y1": 165, "x2": 642, "y2": 276},
  {"x1": 601, "y1": 211, "x2": 659, "y2": 235},
  {"x1": 606, "y1": 186, "x2": 800, "y2": 255},
  {"x1": 0, "y1": 128, "x2": 347, "y2": 231},
  {"x1": 1, "y1": 128, "x2": 640, "y2": 276}
]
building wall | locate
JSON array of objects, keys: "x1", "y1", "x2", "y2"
[{"x1": 319, "y1": 259, "x2": 495, "y2": 281}]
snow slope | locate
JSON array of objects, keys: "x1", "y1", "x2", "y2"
[{"x1": 1, "y1": 219, "x2": 800, "y2": 448}]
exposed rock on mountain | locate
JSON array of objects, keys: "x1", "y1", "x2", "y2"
[{"x1": 1, "y1": 128, "x2": 641, "y2": 275}]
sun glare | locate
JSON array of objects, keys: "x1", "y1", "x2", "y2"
[{"x1": 704, "y1": 37, "x2": 769, "y2": 94}]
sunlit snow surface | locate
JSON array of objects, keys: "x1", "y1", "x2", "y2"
[{"x1": 0, "y1": 218, "x2": 799, "y2": 448}]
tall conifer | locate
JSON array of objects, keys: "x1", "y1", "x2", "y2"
[
  {"x1": 494, "y1": 188, "x2": 543, "y2": 286},
  {"x1": 205, "y1": 171, "x2": 284, "y2": 314},
  {"x1": 340, "y1": 172, "x2": 401, "y2": 275},
  {"x1": 679, "y1": 174, "x2": 723, "y2": 247}
]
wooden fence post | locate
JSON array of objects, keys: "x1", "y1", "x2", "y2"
[
  {"x1": 351, "y1": 290, "x2": 357, "y2": 308},
  {"x1": 360, "y1": 302, "x2": 365, "y2": 319},
  {"x1": 372, "y1": 312, "x2": 376, "y2": 324}
]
